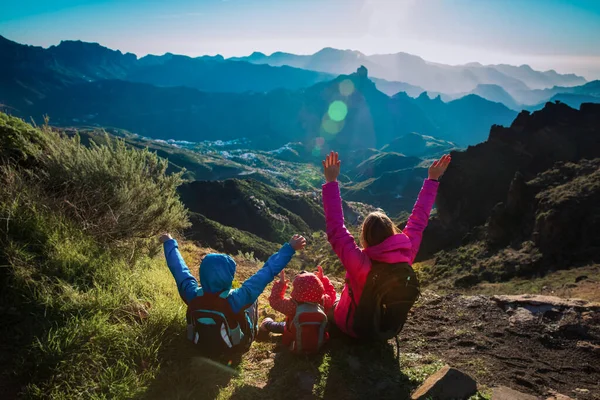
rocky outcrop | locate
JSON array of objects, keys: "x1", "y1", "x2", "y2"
[
  {"x1": 436, "y1": 102, "x2": 600, "y2": 233},
  {"x1": 418, "y1": 103, "x2": 600, "y2": 281}
]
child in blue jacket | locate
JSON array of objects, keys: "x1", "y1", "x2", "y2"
[{"x1": 160, "y1": 233, "x2": 307, "y2": 355}]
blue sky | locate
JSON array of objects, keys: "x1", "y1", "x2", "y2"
[{"x1": 2, "y1": 0, "x2": 600, "y2": 78}]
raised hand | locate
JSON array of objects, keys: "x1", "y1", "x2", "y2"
[
  {"x1": 322, "y1": 151, "x2": 341, "y2": 183},
  {"x1": 279, "y1": 270, "x2": 290, "y2": 286},
  {"x1": 289, "y1": 234, "x2": 307, "y2": 251},
  {"x1": 315, "y1": 265, "x2": 324, "y2": 280},
  {"x1": 158, "y1": 233, "x2": 173, "y2": 244},
  {"x1": 428, "y1": 154, "x2": 451, "y2": 181}
]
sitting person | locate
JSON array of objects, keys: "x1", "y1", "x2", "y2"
[
  {"x1": 261, "y1": 266, "x2": 337, "y2": 353},
  {"x1": 321, "y1": 151, "x2": 451, "y2": 340},
  {"x1": 160, "y1": 233, "x2": 306, "y2": 358}
]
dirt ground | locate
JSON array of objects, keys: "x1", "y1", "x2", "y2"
[{"x1": 402, "y1": 293, "x2": 600, "y2": 399}]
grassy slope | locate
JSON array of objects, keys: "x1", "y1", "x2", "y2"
[
  {"x1": 2, "y1": 228, "x2": 489, "y2": 399},
  {"x1": 1, "y1": 114, "x2": 482, "y2": 399}
]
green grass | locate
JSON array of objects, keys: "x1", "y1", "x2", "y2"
[
  {"x1": 0, "y1": 114, "x2": 491, "y2": 398},
  {"x1": 1, "y1": 213, "x2": 187, "y2": 398}
]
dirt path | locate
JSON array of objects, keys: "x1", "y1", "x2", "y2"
[{"x1": 402, "y1": 293, "x2": 600, "y2": 399}]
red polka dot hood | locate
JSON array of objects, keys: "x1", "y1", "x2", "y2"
[
  {"x1": 291, "y1": 272, "x2": 325, "y2": 303},
  {"x1": 269, "y1": 268, "x2": 337, "y2": 319}
]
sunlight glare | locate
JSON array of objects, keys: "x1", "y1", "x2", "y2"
[{"x1": 328, "y1": 100, "x2": 348, "y2": 122}]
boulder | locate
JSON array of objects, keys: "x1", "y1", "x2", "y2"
[
  {"x1": 411, "y1": 365, "x2": 477, "y2": 400},
  {"x1": 492, "y1": 385, "x2": 538, "y2": 400}
]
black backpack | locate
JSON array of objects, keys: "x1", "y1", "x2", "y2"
[
  {"x1": 186, "y1": 291, "x2": 255, "y2": 358},
  {"x1": 348, "y1": 260, "x2": 420, "y2": 340}
]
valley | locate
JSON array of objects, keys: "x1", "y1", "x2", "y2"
[{"x1": 1, "y1": 23, "x2": 599, "y2": 400}]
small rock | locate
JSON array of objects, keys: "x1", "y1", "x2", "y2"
[
  {"x1": 492, "y1": 386, "x2": 537, "y2": 400},
  {"x1": 576, "y1": 341, "x2": 600, "y2": 354},
  {"x1": 573, "y1": 388, "x2": 590, "y2": 394},
  {"x1": 508, "y1": 307, "x2": 537, "y2": 326},
  {"x1": 410, "y1": 365, "x2": 477, "y2": 400},
  {"x1": 545, "y1": 389, "x2": 574, "y2": 400}
]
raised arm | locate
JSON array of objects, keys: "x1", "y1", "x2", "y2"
[
  {"x1": 229, "y1": 235, "x2": 306, "y2": 313},
  {"x1": 316, "y1": 266, "x2": 337, "y2": 311},
  {"x1": 268, "y1": 271, "x2": 297, "y2": 316},
  {"x1": 403, "y1": 155, "x2": 450, "y2": 263},
  {"x1": 161, "y1": 235, "x2": 199, "y2": 304},
  {"x1": 322, "y1": 151, "x2": 368, "y2": 277}
]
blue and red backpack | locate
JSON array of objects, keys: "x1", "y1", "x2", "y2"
[{"x1": 185, "y1": 290, "x2": 256, "y2": 358}]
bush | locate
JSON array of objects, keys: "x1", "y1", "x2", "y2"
[
  {"x1": 0, "y1": 113, "x2": 192, "y2": 397},
  {"x1": 0, "y1": 113, "x2": 190, "y2": 252}
]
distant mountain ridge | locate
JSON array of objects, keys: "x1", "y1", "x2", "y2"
[
  {"x1": 0, "y1": 35, "x2": 334, "y2": 111},
  {"x1": 2, "y1": 35, "x2": 597, "y2": 115},
  {"x1": 432, "y1": 80, "x2": 600, "y2": 111},
  {"x1": 24, "y1": 67, "x2": 517, "y2": 149},
  {"x1": 231, "y1": 47, "x2": 587, "y2": 94}
]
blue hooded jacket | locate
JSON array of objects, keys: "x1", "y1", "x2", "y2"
[{"x1": 163, "y1": 239, "x2": 295, "y2": 313}]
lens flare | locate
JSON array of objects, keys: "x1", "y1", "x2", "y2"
[
  {"x1": 328, "y1": 100, "x2": 348, "y2": 122},
  {"x1": 322, "y1": 118, "x2": 344, "y2": 135},
  {"x1": 316, "y1": 137, "x2": 325, "y2": 147},
  {"x1": 339, "y1": 79, "x2": 355, "y2": 96}
]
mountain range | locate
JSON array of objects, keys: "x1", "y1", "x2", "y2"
[
  {"x1": 232, "y1": 48, "x2": 600, "y2": 111},
  {"x1": 2, "y1": 35, "x2": 599, "y2": 118},
  {"x1": 0, "y1": 35, "x2": 518, "y2": 150},
  {"x1": 231, "y1": 48, "x2": 587, "y2": 94}
]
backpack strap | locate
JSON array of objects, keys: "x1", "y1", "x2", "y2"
[{"x1": 345, "y1": 278, "x2": 357, "y2": 332}]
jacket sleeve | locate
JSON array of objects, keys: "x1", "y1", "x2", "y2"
[
  {"x1": 164, "y1": 239, "x2": 198, "y2": 304},
  {"x1": 268, "y1": 278, "x2": 296, "y2": 316},
  {"x1": 228, "y1": 243, "x2": 296, "y2": 313},
  {"x1": 403, "y1": 179, "x2": 439, "y2": 264},
  {"x1": 319, "y1": 274, "x2": 337, "y2": 312},
  {"x1": 322, "y1": 181, "x2": 369, "y2": 277}
]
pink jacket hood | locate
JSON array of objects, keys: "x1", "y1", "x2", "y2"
[{"x1": 363, "y1": 233, "x2": 413, "y2": 264}]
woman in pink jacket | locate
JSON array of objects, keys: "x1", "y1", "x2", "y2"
[{"x1": 321, "y1": 151, "x2": 451, "y2": 338}]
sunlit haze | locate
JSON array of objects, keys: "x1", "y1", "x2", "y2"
[{"x1": 2, "y1": 0, "x2": 600, "y2": 79}]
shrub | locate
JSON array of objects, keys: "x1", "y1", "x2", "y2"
[
  {"x1": 0, "y1": 113, "x2": 190, "y2": 252},
  {"x1": 0, "y1": 113, "x2": 192, "y2": 397}
]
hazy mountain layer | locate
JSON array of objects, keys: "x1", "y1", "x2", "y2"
[{"x1": 232, "y1": 47, "x2": 587, "y2": 94}]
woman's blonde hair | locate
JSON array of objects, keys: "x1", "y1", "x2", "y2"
[{"x1": 360, "y1": 211, "x2": 399, "y2": 248}]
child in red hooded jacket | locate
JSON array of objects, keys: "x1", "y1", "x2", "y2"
[{"x1": 261, "y1": 266, "x2": 337, "y2": 348}]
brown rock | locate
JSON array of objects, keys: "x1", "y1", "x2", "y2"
[
  {"x1": 545, "y1": 389, "x2": 574, "y2": 400},
  {"x1": 411, "y1": 365, "x2": 477, "y2": 400},
  {"x1": 493, "y1": 294, "x2": 600, "y2": 310},
  {"x1": 576, "y1": 341, "x2": 600, "y2": 354},
  {"x1": 508, "y1": 307, "x2": 537, "y2": 326},
  {"x1": 492, "y1": 386, "x2": 538, "y2": 400}
]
